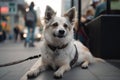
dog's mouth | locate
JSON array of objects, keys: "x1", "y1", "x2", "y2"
[
  {"x1": 53, "y1": 33, "x2": 65, "y2": 38},
  {"x1": 53, "y1": 30, "x2": 67, "y2": 38}
]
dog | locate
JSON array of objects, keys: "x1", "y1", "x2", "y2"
[{"x1": 27, "y1": 6, "x2": 104, "y2": 79}]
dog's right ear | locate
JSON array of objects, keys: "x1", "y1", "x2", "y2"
[{"x1": 45, "y1": 5, "x2": 56, "y2": 23}]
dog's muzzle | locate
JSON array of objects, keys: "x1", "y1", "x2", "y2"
[{"x1": 53, "y1": 30, "x2": 66, "y2": 38}]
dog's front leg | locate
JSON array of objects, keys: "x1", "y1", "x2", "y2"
[
  {"x1": 81, "y1": 60, "x2": 89, "y2": 69},
  {"x1": 54, "y1": 64, "x2": 71, "y2": 78},
  {"x1": 27, "y1": 58, "x2": 47, "y2": 79}
]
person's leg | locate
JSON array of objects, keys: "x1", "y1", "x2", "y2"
[
  {"x1": 24, "y1": 27, "x2": 30, "y2": 47},
  {"x1": 31, "y1": 27, "x2": 35, "y2": 44},
  {"x1": 15, "y1": 33, "x2": 18, "y2": 42},
  {"x1": 29, "y1": 24, "x2": 35, "y2": 47}
]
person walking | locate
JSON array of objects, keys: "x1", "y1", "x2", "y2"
[
  {"x1": 13, "y1": 24, "x2": 21, "y2": 42},
  {"x1": 24, "y1": 2, "x2": 37, "y2": 47},
  {"x1": 0, "y1": 24, "x2": 3, "y2": 42},
  {"x1": 94, "y1": 0, "x2": 107, "y2": 17}
]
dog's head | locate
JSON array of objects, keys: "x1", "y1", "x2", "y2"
[{"x1": 44, "y1": 6, "x2": 76, "y2": 46}]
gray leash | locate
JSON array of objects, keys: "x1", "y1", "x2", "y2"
[{"x1": 0, "y1": 54, "x2": 41, "y2": 67}]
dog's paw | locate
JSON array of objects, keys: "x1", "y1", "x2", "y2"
[
  {"x1": 54, "y1": 71, "x2": 63, "y2": 79},
  {"x1": 81, "y1": 66, "x2": 88, "y2": 69},
  {"x1": 81, "y1": 63, "x2": 88, "y2": 69},
  {"x1": 27, "y1": 69, "x2": 39, "y2": 79}
]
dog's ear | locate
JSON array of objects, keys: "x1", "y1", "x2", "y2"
[
  {"x1": 64, "y1": 7, "x2": 76, "y2": 24},
  {"x1": 45, "y1": 5, "x2": 56, "y2": 23}
]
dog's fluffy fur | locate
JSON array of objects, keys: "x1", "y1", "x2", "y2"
[{"x1": 27, "y1": 6, "x2": 103, "y2": 79}]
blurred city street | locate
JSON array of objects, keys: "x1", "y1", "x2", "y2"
[{"x1": 0, "y1": 40, "x2": 41, "y2": 80}]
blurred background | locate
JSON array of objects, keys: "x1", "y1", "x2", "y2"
[{"x1": 0, "y1": 0, "x2": 120, "y2": 43}]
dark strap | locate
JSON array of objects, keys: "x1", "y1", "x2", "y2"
[
  {"x1": 70, "y1": 44, "x2": 78, "y2": 67},
  {"x1": 48, "y1": 43, "x2": 68, "y2": 51},
  {"x1": 0, "y1": 54, "x2": 41, "y2": 67}
]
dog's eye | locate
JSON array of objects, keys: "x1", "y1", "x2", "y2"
[
  {"x1": 52, "y1": 22, "x2": 58, "y2": 27},
  {"x1": 64, "y1": 23, "x2": 68, "y2": 28}
]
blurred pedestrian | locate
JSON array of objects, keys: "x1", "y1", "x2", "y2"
[
  {"x1": 24, "y1": 2, "x2": 37, "y2": 47},
  {"x1": 91, "y1": 0, "x2": 101, "y2": 9},
  {"x1": 13, "y1": 24, "x2": 20, "y2": 42},
  {"x1": 0, "y1": 24, "x2": 3, "y2": 42},
  {"x1": 94, "y1": 0, "x2": 107, "y2": 17},
  {"x1": 84, "y1": 8, "x2": 95, "y2": 23}
]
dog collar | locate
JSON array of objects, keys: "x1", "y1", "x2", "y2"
[
  {"x1": 48, "y1": 43, "x2": 68, "y2": 51},
  {"x1": 70, "y1": 44, "x2": 78, "y2": 67}
]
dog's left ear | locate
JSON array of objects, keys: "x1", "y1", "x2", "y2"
[
  {"x1": 64, "y1": 7, "x2": 76, "y2": 24},
  {"x1": 45, "y1": 5, "x2": 56, "y2": 23}
]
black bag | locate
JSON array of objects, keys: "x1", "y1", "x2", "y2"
[{"x1": 26, "y1": 11, "x2": 35, "y2": 21}]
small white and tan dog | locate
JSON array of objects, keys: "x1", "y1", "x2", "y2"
[{"x1": 27, "y1": 6, "x2": 103, "y2": 79}]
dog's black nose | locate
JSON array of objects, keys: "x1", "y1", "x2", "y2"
[{"x1": 59, "y1": 30, "x2": 65, "y2": 34}]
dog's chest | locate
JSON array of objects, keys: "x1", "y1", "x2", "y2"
[{"x1": 44, "y1": 49, "x2": 69, "y2": 66}]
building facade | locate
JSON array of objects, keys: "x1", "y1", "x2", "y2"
[
  {"x1": 0, "y1": 0, "x2": 26, "y2": 39},
  {"x1": 61, "y1": 0, "x2": 91, "y2": 15}
]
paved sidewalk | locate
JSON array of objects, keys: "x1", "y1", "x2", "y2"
[
  {"x1": 0, "y1": 40, "x2": 41, "y2": 80},
  {"x1": 21, "y1": 61, "x2": 120, "y2": 80},
  {"x1": 0, "y1": 40, "x2": 120, "y2": 80}
]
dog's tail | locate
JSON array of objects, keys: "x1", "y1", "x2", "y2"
[
  {"x1": 94, "y1": 57, "x2": 105, "y2": 63},
  {"x1": 86, "y1": 52, "x2": 105, "y2": 63}
]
